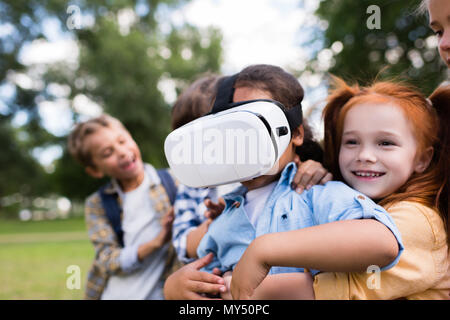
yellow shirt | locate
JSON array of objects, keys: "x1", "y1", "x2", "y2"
[{"x1": 313, "y1": 201, "x2": 450, "y2": 300}]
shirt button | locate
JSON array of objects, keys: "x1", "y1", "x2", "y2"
[
  {"x1": 232, "y1": 201, "x2": 241, "y2": 208},
  {"x1": 357, "y1": 195, "x2": 365, "y2": 200}
]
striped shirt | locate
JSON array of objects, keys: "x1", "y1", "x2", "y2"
[{"x1": 172, "y1": 183, "x2": 240, "y2": 263}]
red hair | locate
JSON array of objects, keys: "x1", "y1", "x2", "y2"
[{"x1": 323, "y1": 77, "x2": 449, "y2": 237}]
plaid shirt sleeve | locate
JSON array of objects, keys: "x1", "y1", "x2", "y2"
[
  {"x1": 84, "y1": 191, "x2": 125, "y2": 299},
  {"x1": 85, "y1": 192, "x2": 124, "y2": 274},
  {"x1": 172, "y1": 184, "x2": 211, "y2": 263}
]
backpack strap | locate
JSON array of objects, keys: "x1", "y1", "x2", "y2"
[
  {"x1": 156, "y1": 169, "x2": 177, "y2": 205},
  {"x1": 100, "y1": 168, "x2": 177, "y2": 248},
  {"x1": 99, "y1": 184, "x2": 124, "y2": 247}
]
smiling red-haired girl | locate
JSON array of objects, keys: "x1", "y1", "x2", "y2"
[
  {"x1": 231, "y1": 77, "x2": 450, "y2": 299},
  {"x1": 316, "y1": 78, "x2": 450, "y2": 299}
]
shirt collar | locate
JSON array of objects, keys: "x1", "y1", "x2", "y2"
[
  {"x1": 101, "y1": 182, "x2": 116, "y2": 195},
  {"x1": 277, "y1": 161, "x2": 298, "y2": 188},
  {"x1": 221, "y1": 162, "x2": 298, "y2": 200},
  {"x1": 222, "y1": 184, "x2": 248, "y2": 200},
  {"x1": 105, "y1": 163, "x2": 160, "y2": 196}
]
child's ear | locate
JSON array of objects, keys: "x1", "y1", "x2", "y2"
[
  {"x1": 85, "y1": 165, "x2": 104, "y2": 179},
  {"x1": 414, "y1": 146, "x2": 434, "y2": 173},
  {"x1": 291, "y1": 125, "x2": 304, "y2": 147}
]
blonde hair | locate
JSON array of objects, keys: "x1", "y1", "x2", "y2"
[
  {"x1": 416, "y1": 0, "x2": 428, "y2": 16},
  {"x1": 67, "y1": 114, "x2": 126, "y2": 167}
]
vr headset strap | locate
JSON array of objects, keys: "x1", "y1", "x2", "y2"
[
  {"x1": 284, "y1": 104, "x2": 303, "y2": 132},
  {"x1": 211, "y1": 74, "x2": 239, "y2": 114},
  {"x1": 211, "y1": 73, "x2": 303, "y2": 132}
]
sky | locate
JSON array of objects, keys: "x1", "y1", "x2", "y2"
[
  {"x1": 6, "y1": 0, "x2": 328, "y2": 169},
  {"x1": 171, "y1": 0, "x2": 321, "y2": 73}
]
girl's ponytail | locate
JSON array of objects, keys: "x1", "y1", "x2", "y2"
[{"x1": 428, "y1": 84, "x2": 450, "y2": 227}]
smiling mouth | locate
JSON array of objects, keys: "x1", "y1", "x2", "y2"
[
  {"x1": 352, "y1": 171, "x2": 385, "y2": 178},
  {"x1": 120, "y1": 155, "x2": 137, "y2": 170}
]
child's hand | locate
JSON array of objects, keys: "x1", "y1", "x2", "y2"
[
  {"x1": 138, "y1": 207, "x2": 174, "y2": 260},
  {"x1": 230, "y1": 237, "x2": 270, "y2": 300},
  {"x1": 163, "y1": 253, "x2": 227, "y2": 300},
  {"x1": 220, "y1": 271, "x2": 234, "y2": 300},
  {"x1": 156, "y1": 207, "x2": 174, "y2": 247},
  {"x1": 204, "y1": 197, "x2": 226, "y2": 220},
  {"x1": 291, "y1": 156, "x2": 332, "y2": 194}
]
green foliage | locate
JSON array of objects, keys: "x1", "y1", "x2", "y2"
[
  {"x1": 0, "y1": 116, "x2": 47, "y2": 198},
  {"x1": 313, "y1": 0, "x2": 447, "y2": 94},
  {"x1": 49, "y1": 150, "x2": 107, "y2": 200},
  {"x1": 0, "y1": 0, "x2": 223, "y2": 201}
]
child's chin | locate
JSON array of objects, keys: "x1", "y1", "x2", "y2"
[
  {"x1": 356, "y1": 187, "x2": 384, "y2": 200},
  {"x1": 121, "y1": 160, "x2": 143, "y2": 177},
  {"x1": 265, "y1": 160, "x2": 281, "y2": 176},
  {"x1": 242, "y1": 175, "x2": 277, "y2": 190}
]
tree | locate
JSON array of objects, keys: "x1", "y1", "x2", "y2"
[
  {"x1": 0, "y1": 0, "x2": 223, "y2": 200},
  {"x1": 308, "y1": 0, "x2": 447, "y2": 94},
  {"x1": 0, "y1": 116, "x2": 46, "y2": 196}
]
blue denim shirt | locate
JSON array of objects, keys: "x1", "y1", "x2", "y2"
[{"x1": 197, "y1": 162, "x2": 404, "y2": 275}]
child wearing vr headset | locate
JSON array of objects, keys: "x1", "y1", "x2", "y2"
[
  {"x1": 170, "y1": 74, "x2": 241, "y2": 264},
  {"x1": 231, "y1": 77, "x2": 450, "y2": 300},
  {"x1": 164, "y1": 64, "x2": 404, "y2": 299},
  {"x1": 170, "y1": 74, "x2": 331, "y2": 269}
]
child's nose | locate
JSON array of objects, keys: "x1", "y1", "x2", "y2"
[
  {"x1": 116, "y1": 144, "x2": 129, "y2": 158},
  {"x1": 356, "y1": 146, "x2": 377, "y2": 163},
  {"x1": 440, "y1": 32, "x2": 450, "y2": 51}
]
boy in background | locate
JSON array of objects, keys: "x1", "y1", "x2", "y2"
[{"x1": 68, "y1": 114, "x2": 177, "y2": 300}]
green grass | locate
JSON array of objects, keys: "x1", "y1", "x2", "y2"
[
  {"x1": 0, "y1": 218, "x2": 94, "y2": 300},
  {"x1": 0, "y1": 216, "x2": 86, "y2": 234}
]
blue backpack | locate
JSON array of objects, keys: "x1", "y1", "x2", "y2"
[{"x1": 99, "y1": 169, "x2": 177, "y2": 247}]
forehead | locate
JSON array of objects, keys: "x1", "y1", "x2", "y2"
[
  {"x1": 343, "y1": 103, "x2": 413, "y2": 135},
  {"x1": 83, "y1": 125, "x2": 129, "y2": 152},
  {"x1": 428, "y1": 0, "x2": 450, "y2": 21},
  {"x1": 233, "y1": 87, "x2": 273, "y2": 102}
]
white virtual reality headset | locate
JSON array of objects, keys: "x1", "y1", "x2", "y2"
[{"x1": 164, "y1": 74, "x2": 303, "y2": 188}]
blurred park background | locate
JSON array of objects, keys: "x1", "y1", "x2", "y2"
[{"x1": 0, "y1": 0, "x2": 448, "y2": 299}]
